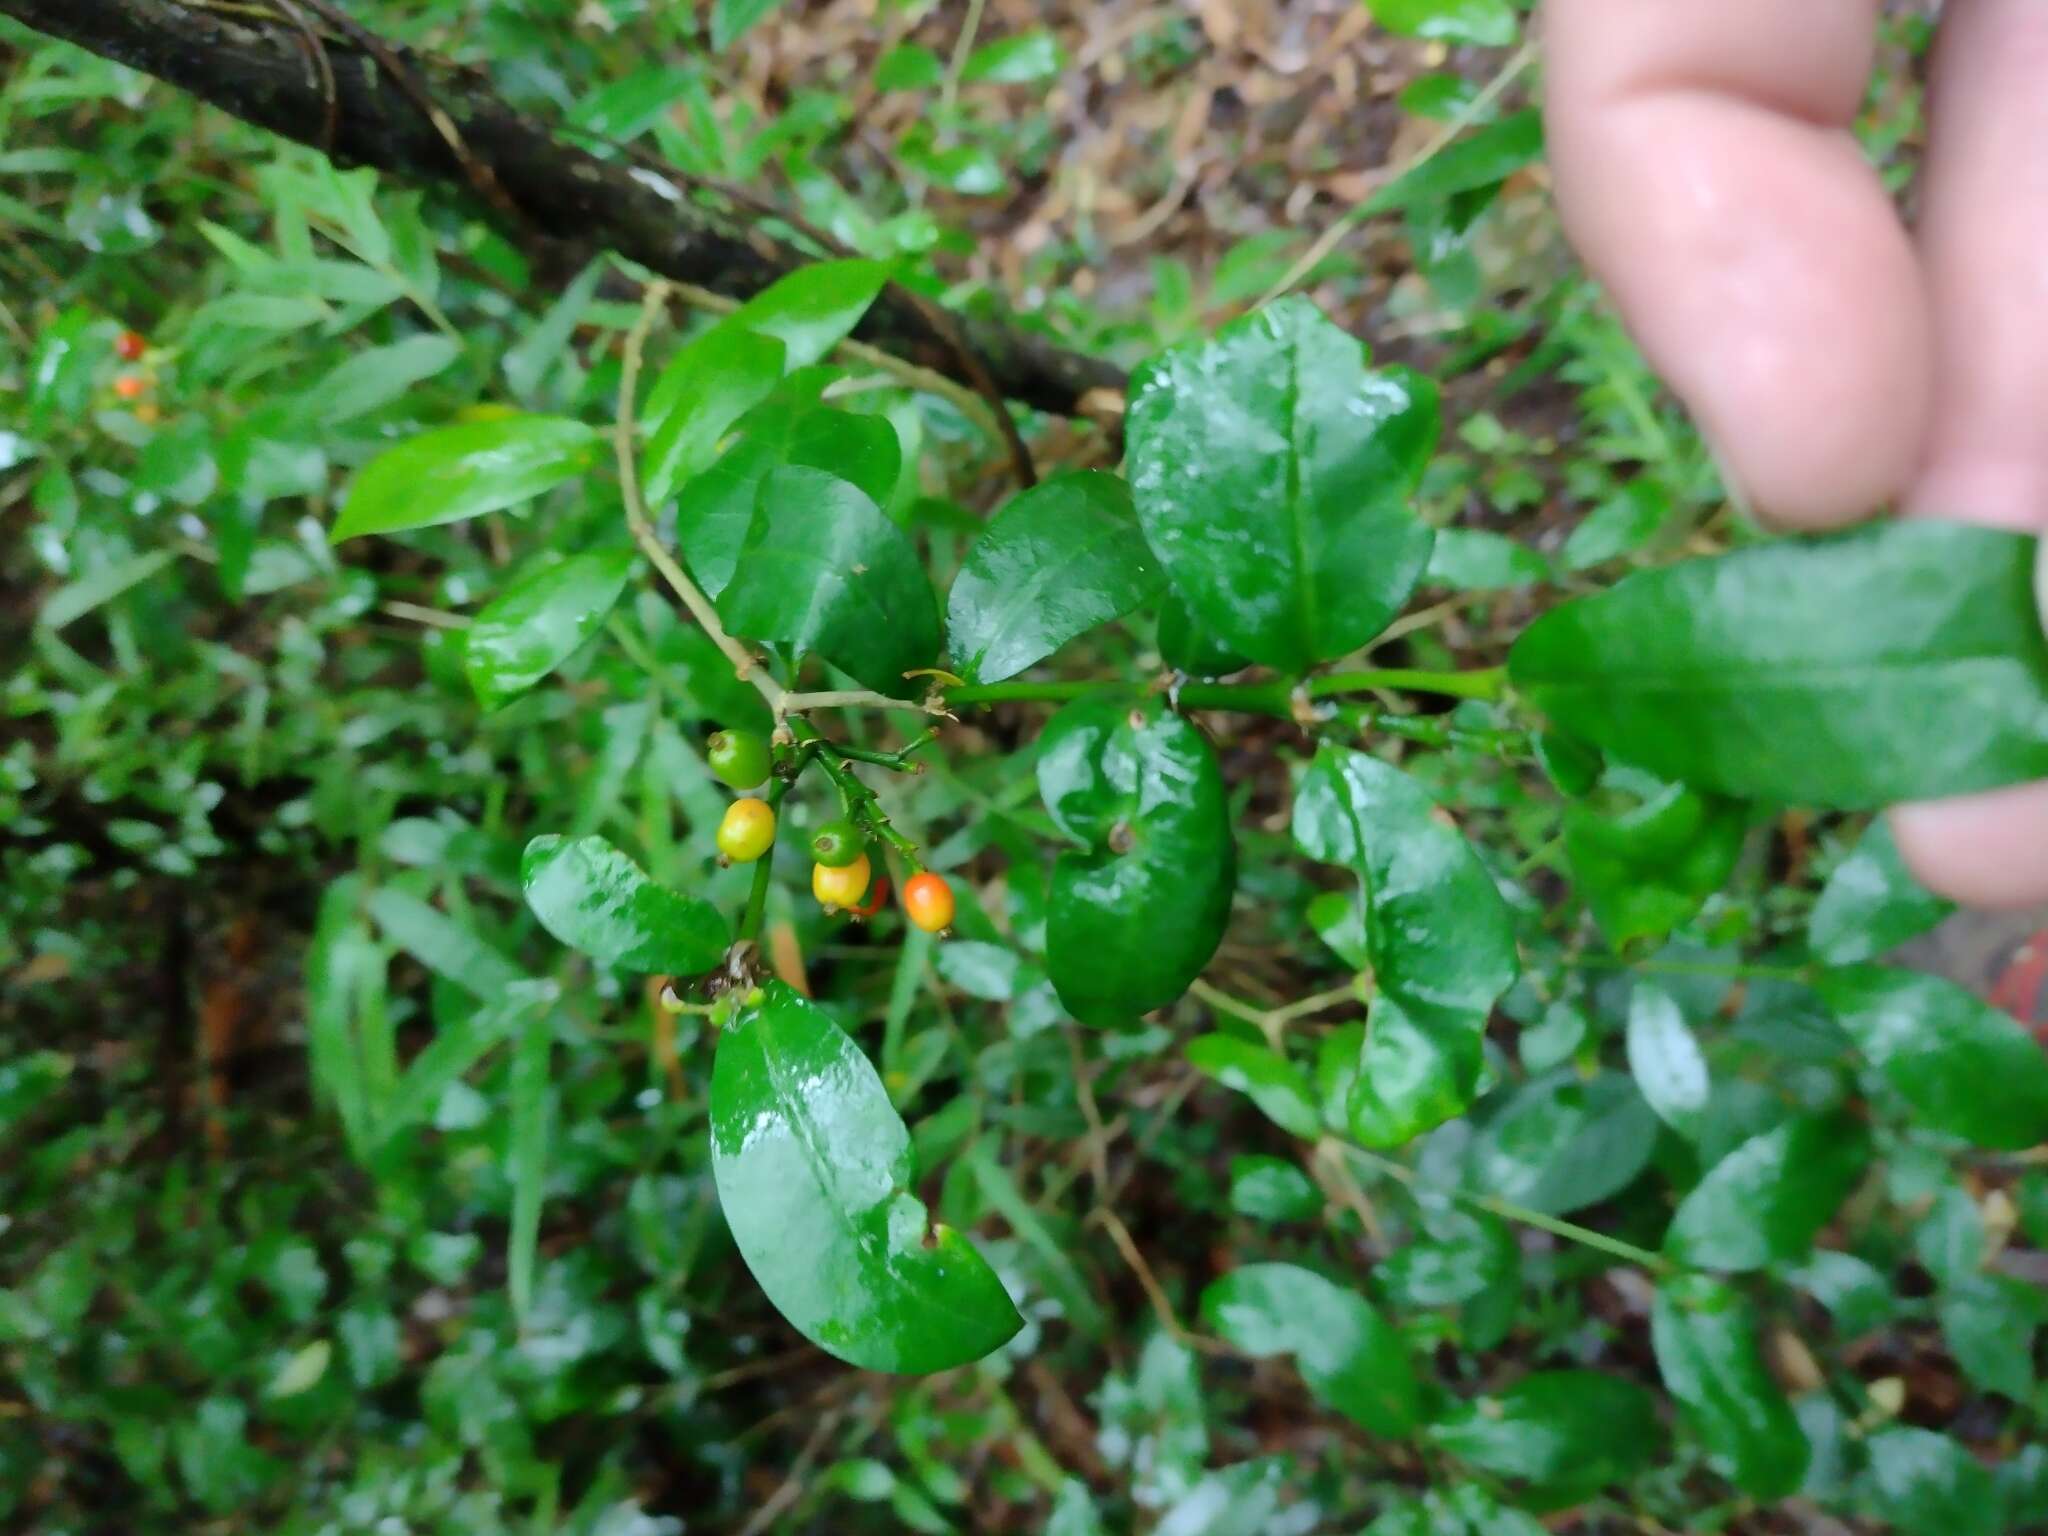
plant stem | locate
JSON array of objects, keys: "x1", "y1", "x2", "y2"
[
  {"x1": 786, "y1": 719, "x2": 922, "y2": 865},
  {"x1": 946, "y1": 666, "x2": 1507, "y2": 715},
  {"x1": 616, "y1": 281, "x2": 781, "y2": 714},
  {"x1": 734, "y1": 774, "x2": 794, "y2": 945},
  {"x1": 1336, "y1": 1140, "x2": 1674, "y2": 1274}
]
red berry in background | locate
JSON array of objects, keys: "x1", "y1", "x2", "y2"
[
  {"x1": 113, "y1": 373, "x2": 147, "y2": 401},
  {"x1": 115, "y1": 329, "x2": 147, "y2": 361},
  {"x1": 902, "y1": 872, "x2": 955, "y2": 933}
]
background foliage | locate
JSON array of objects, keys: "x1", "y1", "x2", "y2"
[{"x1": 6, "y1": 2, "x2": 2047, "y2": 1533}]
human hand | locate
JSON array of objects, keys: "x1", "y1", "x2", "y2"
[{"x1": 1545, "y1": 0, "x2": 2048, "y2": 908}]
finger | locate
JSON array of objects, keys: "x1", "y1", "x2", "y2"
[
  {"x1": 1891, "y1": 0, "x2": 2048, "y2": 909},
  {"x1": 1544, "y1": 0, "x2": 1930, "y2": 528}
]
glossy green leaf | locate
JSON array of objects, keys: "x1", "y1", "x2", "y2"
[
  {"x1": 641, "y1": 323, "x2": 786, "y2": 505},
  {"x1": 464, "y1": 549, "x2": 636, "y2": 709},
  {"x1": 1363, "y1": 0, "x2": 1518, "y2": 46},
  {"x1": 1665, "y1": 1112, "x2": 1871, "y2": 1272},
  {"x1": 1815, "y1": 966, "x2": 2048, "y2": 1150},
  {"x1": 1294, "y1": 746, "x2": 1516, "y2": 1142},
  {"x1": 1228, "y1": 1156, "x2": 1322, "y2": 1222},
  {"x1": 1465, "y1": 1072, "x2": 1657, "y2": 1216},
  {"x1": 1365, "y1": 110, "x2": 1543, "y2": 216},
  {"x1": 708, "y1": 981, "x2": 1022, "y2": 1373},
  {"x1": 947, "y1": 472, "x2": 1164, "y2": 684},
  {"x1": 1651, "y1": 1274, "x2": 1809, "y2": 1498},
  {"x1": 1186, "y1": 1034, "x2": 1320, "y2": 1140},
  {"x1": 1293, "y1": 747, "x2": 1516, "y2": 1020},
  {"x1": 1347, "y1": 996, "x2": 1486, "y2": 1149},
  {"x1": 675, "y1": 406, "x2": 901, "y2": 597},
  {"x1": 1156, "y1": 590, "x2": 1251, "y2": 678},
  {"x1": 331, "y1": 415, "x2": 600, "y2": 540},
  {"x1": 876, "y1": 44, "x2": 945, "y2": 92},
  {"x1": 1428, "y1": 1371, "x2": 1658, "y2": 1492},
  {"x1": 730, "y1": 259, "x2": 889, "y2": 370},
  {"x1": 1808, "y1": 821, "x2": 1953, "y2": 964},
  {"x1": 1365, "y1": 1487, "x2": 1546, "y2": 1536},
  {"x1": 1564, "y1": 775, "x2": 1746, "y2": 945},
  {"x1": 1127, "y1": 297, "x2": 1438, "y2": 672},
  {"x1": 1037, "y1": 699, "x2": 1235, "y2": 1026},
  {"x1": 1199, "y1": 1263, "x2": 1420, "y2": 1436},
  {"x1": 717, "y1": 466, "x2": 940, "y2": 696},
  {"x1": 1860, "y1": 1428, "x2": 2000, "y2": 1536},
  {"x1": 520, "y1": 834, "x2": 729, "y2": 976},
  {"x1": 1626, "y1": 983, "x2": 1710, "y2": 1135},
  {"x1": 1509, "y1": 521, "x2": 2048, "y2": 809}
]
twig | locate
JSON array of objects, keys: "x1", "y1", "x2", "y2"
[
  {"x1": 1067, "y1": 1026, "x2": 1112, "y2": 1197},
  {"x1": 615, "y1": 282, "x2": 781, "y2": 714},
  {"x1": 287, "y1": 0, "x2": 527, "y2": 225},
  {"x1": 1086, "y1": 1208, "x2": 1234, "y2": 1357},
  {"x1": 734, "y1": 1404, "x2": 847, "y2": 1536},
  {"x1": 253, "y1": 0, "x2": 337, "y2": 151}
]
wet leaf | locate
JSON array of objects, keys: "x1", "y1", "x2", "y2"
[
  {"x1": 1428, "y1": 1370, "x2": 1658, "y2": 1492},
  {"x1": 948, "y1": 472, "x2": 1163, "y2": 684},
  {"x1": 1127, "y1": 297, "x2": 1438, "y2": 672},
  {"x1": 1510, "y1": 521, "x2": 2048, "y2": 808},
  {"x1": 464, "y1": 549, "x2": 636, "y2": 709},
  {"x1": 708, "y1": 982, "x2": 1022, "y2": 1373},
  {"x1": 521, "y1": 834, "x2": 728, "y2": 975},
  {"x1": 717, "y1": 465, "x2": 940, "y2": 697},
  {"x1": 1200, "y1": 1263, "x2": 1420, "y2": 1436},
  {"x1": 332, "y1": 415, "x2": 600, "y2": 540},
  {"x1": 1037, "y1": 699, "x2": 1235, "y2": 1026},
  {"x1": 1651, "y1": 1274, "x2": 1809, "y2": 1498},
  {"x1": 1816, "y1": 966, "x2": 2048, "y2": 1150},
  {"x1": 1665, "y1": 1113, "x2": 1871, "y2": 1272}
]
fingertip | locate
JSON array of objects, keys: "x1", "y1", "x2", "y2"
[
  {"x1": 1891, "y1": 789, "x2": 2048, "y2": 911},
  {"x1": 1553, "y1": 97, "x2": 1930, "y2": 529}
]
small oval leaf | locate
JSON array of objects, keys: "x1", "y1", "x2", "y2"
[
  {"x1": 1625, "y1": 983, "x2": 1710, "y2": 1135},
  {"x1": 947, "y1": 472, "x2": 1163, "y2": 685},
  {"x1": 465, "y1": 549, "x2": 636, "y2": 709},
  {"x1": 1816, "y1": 965, "x2": 2048, "y2": 1151},
  {"x1": 1037, "y1": 699, "x2": 1235, "y2": 1026},
  {"x1": 521, "y1": 834, "x2": 728, "y2": 975},
  {"x1": 1200, "y1": 1263, "x2": 1420, "y2": 1437},
  {"x1": 332, "y1": 415, "x2": 600, "y2": 540},
  {"x1": 1128, "y1": 297, "x2": 1438, "y2": 672},
  {"x1": 1651, "y1": 1274, "x2": 1810, "y2": 1498},
  {"x1": 709, "y1": 981, "x2": 1022, "y2": 1373},
  {"x1": 1428, "y1": 1370, "x2": 1659, "y2": 1493},
  {"x1": 1665, "y1": 1112, "x2": 1872, "y2": 1272}
]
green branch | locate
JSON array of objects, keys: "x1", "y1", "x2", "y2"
[{"x1": 945, "y1": 666, "x2": 1507, "y2": 717}]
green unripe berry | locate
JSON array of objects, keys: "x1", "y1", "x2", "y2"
[
  {"x1": 809, "y1": 819, "x2": 865, "y2": 868},
  {"x1": 707, "y1": 729, "x2": 771, "y2": 790}
]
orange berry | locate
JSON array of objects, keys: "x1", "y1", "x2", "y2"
[
  {"x1": 113, "y1": 373, "x2": 147, "y2": 401},
  {"x1": 812, "y1": 852, "x2": 872, "y2": 910},
  {"x1": 902, "y1": 873, "x2": 955, "y2": 934}
]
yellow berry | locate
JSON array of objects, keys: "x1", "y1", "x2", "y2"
[{"x1": 717, "y1": 797, "x2": 776, "y2": 862}]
